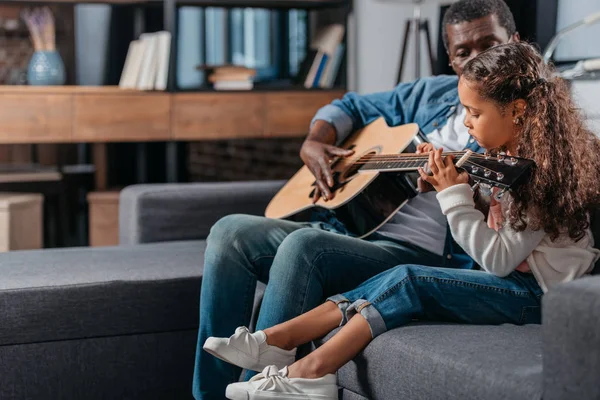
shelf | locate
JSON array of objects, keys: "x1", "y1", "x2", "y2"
[
  {"x1": 0, "y1": 85, "x2": 159, "y2": 94},
  {"x1": 0, "y1": 85, "x2": 345, "y2": 143},
  {"x1": 0, "y1": 0, "x2": 155, "y2": 3},
  {"x1": 171, "y1": 0, "x2": 346, "y2": 9},
  {"x1": 177, "y1": 81, "x2": 347, "y2": 93},
  {"x1": 0, "y1": 0, "x2": 343, "y2": 5}
]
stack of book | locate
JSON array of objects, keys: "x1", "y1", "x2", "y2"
[
  {"x1": 205, "y1": 65, "x2": 257, "y2": 91},
  {"x1": 296, "y1": 24, "x2": 345, "y2": 89},
  {"x1": 119, "y1": 31, "x2": 171, "y2": 91}
]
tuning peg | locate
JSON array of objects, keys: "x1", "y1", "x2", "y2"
[
  {"x1": 509, "y1": 157, "x2": 518, "y2": 166},
  {"x1": 484, "y1": 169, "x2": 492, "y2": 177},
  {"x1": 498, "y1": 152, "x2": 506, "y2": 162},
  {"x1": 471, "y1": 166, "x2": 479, "y2": 173},
  {"x1": 480, "y1": 183, "x2": 492, "y2": 196},
  {"x1": 496, "y1": 172, "x2": 504, "y2": 181}
]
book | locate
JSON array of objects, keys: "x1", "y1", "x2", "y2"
[
  {"x1": 208, "y1": 71, "x2": 255, "y2": 83},
  {"x1": 311, "y1": 24, "x2": 345, "y2": 55},
  {"x1": 154, "y1": 31, "x2": 172, "y2": 91},
  {"x1": 304, "y1": 51, "x2": 325, "y2": 88},
  {"x1": 294, "y1": 48, "x2": 318, "y2": 85},
  {"x1": 295, "y1": 24, "x2": 345, "y2": 87},
  {"x1": 137, "y1": 33, "x2": 159, "y2": 90},
  {"x1": 312, "y1": 53, "x2": 329, "y2": 88},
  {"x1": 197, "y1": 64, "x2": 256, "y2": 75},
  {"x1": 119, "y1": 40, "x2": 143, "y2": 89},
  {"x1": 320, "y1": 43, "x2": 345, "y2": 88},
  {"x1": 119, "y1": 31, "x2": 171, "y2": 91},
  {"x1": 213, "y1": 80, "x2": 254, "y2": 91}
]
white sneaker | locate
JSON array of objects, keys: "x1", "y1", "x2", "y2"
[
  {"x1": 226, "y1": 365, "x2": 338, "y2": 400},
  {"x1": 203, "y1": 326, "x2": 297, "y2": 371}
]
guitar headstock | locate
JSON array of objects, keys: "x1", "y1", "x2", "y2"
[{"x1": 459, "y1": 152, "x2": 535, "y2": 191}]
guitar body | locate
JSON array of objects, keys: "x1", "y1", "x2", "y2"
[{"x1": 265, "y1": 120, "x2": 422, "y2": 238}]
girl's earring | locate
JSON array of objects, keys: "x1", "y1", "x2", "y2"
[{"x1": 513, "y1": 117, "x2": 523, "y2": 125}]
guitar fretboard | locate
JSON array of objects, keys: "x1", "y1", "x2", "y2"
[{"x1": 359, "y1": 151, "x2": 468, "y2": 172}]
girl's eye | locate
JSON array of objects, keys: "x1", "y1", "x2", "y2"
[{"x1": 471, "y1": 114, "x2": 480, "y2": 119}]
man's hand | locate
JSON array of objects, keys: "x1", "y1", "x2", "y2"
[
  {"x1": 300, "y1": 140, "x2": 354, "y2": 202},
  {"x1": 416, "y1": 143, "x2": 435, "y2": 193},
  {"x1": 418, "y1": 148, "x2": 468, "y2": 192}
]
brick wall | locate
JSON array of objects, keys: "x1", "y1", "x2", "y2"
[{"x1": 187, "y1": 137, "x2": 305, "y2": 182}]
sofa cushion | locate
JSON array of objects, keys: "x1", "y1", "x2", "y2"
[
  {"x1": 319, "y1": 323, "x2": 542, "y2": 400},
  {"x1": 0, "y1": 241, "x2": 207, "y2": 346}
]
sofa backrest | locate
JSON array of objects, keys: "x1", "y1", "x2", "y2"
[{"x1": 592, "y1": 209, "x2": 600, "y2": 275}]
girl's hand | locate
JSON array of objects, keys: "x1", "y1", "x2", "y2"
[
  {"x1": 416, "y1": 143, "x2": 435, "y2": 192},
  {"x1": 418, "y1": 148, "x2": 469, "y2": 192}
]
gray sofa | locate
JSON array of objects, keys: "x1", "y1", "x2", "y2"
[{"x1": 0, "y1": 180, "x2": 598, "y2": 400}]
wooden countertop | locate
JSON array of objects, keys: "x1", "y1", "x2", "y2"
[{"x1": 0, "y1": 85, "x2": 344, "y2": 143}]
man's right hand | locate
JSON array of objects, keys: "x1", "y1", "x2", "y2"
[{"x1": 300, "y1": 122, "x2": 354, "y2": 202}]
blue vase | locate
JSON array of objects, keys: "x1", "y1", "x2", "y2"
[{"x1": 27, "y1": 51, "x2": 66, "y2": 86}]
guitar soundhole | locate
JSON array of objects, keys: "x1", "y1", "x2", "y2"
[
  {"x1": 342, "y1": 151, "x2": 377, "y2": 181},
  {"x1": 307, "y1": 151, "x2": 378, "y2": 199}
]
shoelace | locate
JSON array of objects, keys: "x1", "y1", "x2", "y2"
[{"x1": 252, "y1": 366, "x2": 303, "y2": 394}]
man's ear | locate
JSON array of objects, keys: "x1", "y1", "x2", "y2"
[{"x1": 510, "y1": 32, "x2": 521, "y2": 43}]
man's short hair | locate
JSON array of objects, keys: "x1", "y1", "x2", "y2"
[{"x1": 442, "y1": 0, "x2": 517, "y2": 49}]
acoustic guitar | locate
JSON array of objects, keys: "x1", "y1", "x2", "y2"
[{"x1": 265, "y1": 118, "x2": 534, "y2": 238}]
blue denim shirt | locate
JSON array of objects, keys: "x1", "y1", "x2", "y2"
[{"x1": 311, "y1": 75, "x2": 483, "y2": 269}]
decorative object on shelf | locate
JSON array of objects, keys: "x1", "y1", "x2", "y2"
[
  {"x1": 376, "y1": 0, "x2": 435, "y2": 83},
  {"x1": 21, "y1": 7, "x2": 65, "y2": 85}
]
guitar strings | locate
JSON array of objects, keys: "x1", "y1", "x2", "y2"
[{"x1": 333, "y1": 153, "x2": 499, "y2": 167}]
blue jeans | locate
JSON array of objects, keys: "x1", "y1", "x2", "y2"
[
  {"x1": 193, "y1": 214, "x2": 451, "y2": 400},
  {"x1": 328, "y1": 264, "x2": 543, "y2": 339}
]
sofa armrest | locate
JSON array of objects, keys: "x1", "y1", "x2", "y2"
[
  {"x1": 119, "y1": 180, "x2": 285, "y2": 245},
  {"x1": 542, "y1": 275, "x2": 600, "y2": 400}
]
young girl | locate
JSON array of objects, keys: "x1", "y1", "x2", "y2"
[{"x1": 204, "y1": 43, "x2": 600, "y2": 400}]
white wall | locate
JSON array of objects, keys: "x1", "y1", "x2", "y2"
[
  {"x1": 554, "y1": 0, "x2": 600, "y2": 61},
  {"x1": 352, "y1": 0, "x2": 456, "y2": 94}
]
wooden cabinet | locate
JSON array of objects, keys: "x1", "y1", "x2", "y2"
[
  {"x1": 73, "y1": 93, "x2": 170, "y2": 142},
  {"x1": 0, "y1": 86, "x2": 346, "y2": 143},
  {"x1": 88, "y1": 190, "x2": 120, "y2": 247},
  {"x1": 265, "y1": 91, "x2": 343, "y2": 137},
  {"x1": 0, "y1": 93, "x2": 72, "y2": 143},
  {"x1": 172, "y1": 93, "x2": 265, "y2": 140}
]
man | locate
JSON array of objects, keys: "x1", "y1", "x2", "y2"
[{"x1": 193, "y1": 1, "x2": 520, "y2": 398}]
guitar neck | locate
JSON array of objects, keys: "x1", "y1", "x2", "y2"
[{"x1": 359, "y1": 151, "x2": 469, "y2": 172}]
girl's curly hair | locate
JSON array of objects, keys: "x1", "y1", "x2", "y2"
[{"x1": 461, "y1": 42, "x2": 600, "y2": 241}]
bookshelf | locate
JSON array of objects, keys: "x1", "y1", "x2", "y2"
[
  {"x1": 163, "y1": 0, "x2": 350, "y2": 92},
  {"x1": 0, "y1": 0, "x2": 350, "y2": 182},
  {"x1": 0, "y1": 0, "x2": 350, "y2": 92},
  {"x1": 170, "y1": 1, "x2": 345, "y2": 8}
]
